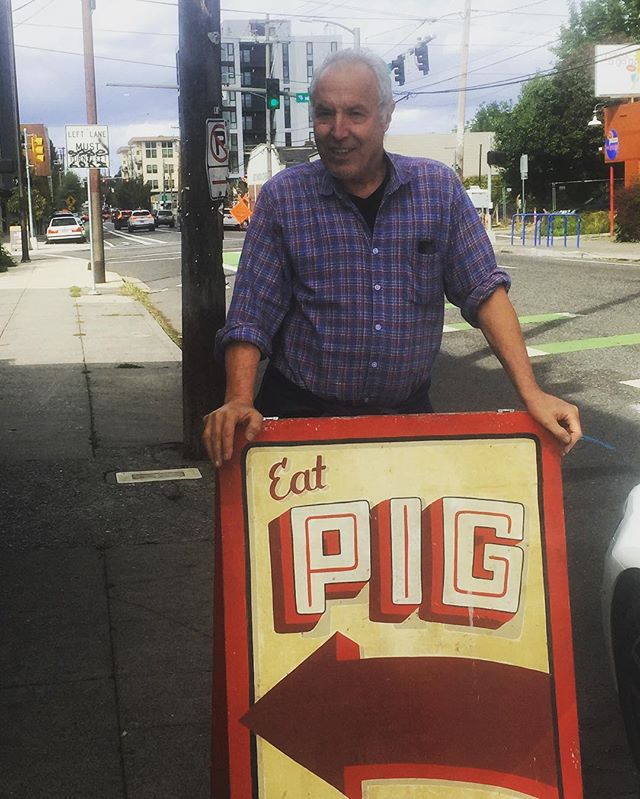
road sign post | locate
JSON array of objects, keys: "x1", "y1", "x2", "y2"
[
  {"x1": 520, "y1": 153, "x2": 528, "y2": 215},
  {"x1": 213, "y1": 412, "x2": 583, "y2": 798}
]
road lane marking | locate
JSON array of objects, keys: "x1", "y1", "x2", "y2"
[
  {"x1": 621, "y1": 379, "x2": 640, "y2": 388},
  {"x1": 444, "y1": 312, "x2": 577, "y2": 333},
  {"x1": 526, "y1": 333, "x2": 640, "y2": 357},
  {"x1": 109, "y1": 229, "x2": 169, "y2": 246},
  {"x1": 108, "y1": 255, "x2": 181, "y2": 265}
]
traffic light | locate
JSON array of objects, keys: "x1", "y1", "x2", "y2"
[
  {"x1": 415, "y1": 42, "x2": 429, "y2": 75},
  {"x1": 31, "y1": 135, "x2": 45, "y2": 163},
  {"x1": 266, "y1": 78, "x2": 280, "y2": 110},
  {"x1": 487, "y1": 151, "x2": 507, "y2": 167},
  {"x1": 390, "y1": 55, "x2": 405, "y2": 86}
]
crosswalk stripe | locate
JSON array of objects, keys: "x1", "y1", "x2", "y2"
[
  {"x1": 621, "y1": 379, "x2": 640, "y2": 388},
  {"x1": 527, "y1": 333, "x2": 640, "y2": 357},
  {"x1": 444, "y1": 312, "x2": 577, "y2": 333}
]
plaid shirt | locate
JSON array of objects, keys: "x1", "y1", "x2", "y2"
[{"x1": 216, "y1": 153, "x2": 510, "y2": 406}]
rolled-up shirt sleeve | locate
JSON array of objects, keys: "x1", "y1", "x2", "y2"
[
  {"x1": 215, "y1": 181, "x2": 292, "y2": 360},
  {"x1": 443, "y1": 176, "x2": 511, "y2": 327}
]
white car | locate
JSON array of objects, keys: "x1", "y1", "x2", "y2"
[
  {"x1": 46, "y1": 215, "x2": 86, "y2": 243},
  {"x1": 602, "y1": 482, "x2": 640, "y2": 767},
  {"x1": 127, "y1": 209, "x2": 156, "y2": 232}
]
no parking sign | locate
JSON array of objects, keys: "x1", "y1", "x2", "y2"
[
  {"x1": 206, "y1": 118, "x2": 228, "y2": 200},
  {"x1": 213, "y1": 412, "x2": 583, "y2": 799}
]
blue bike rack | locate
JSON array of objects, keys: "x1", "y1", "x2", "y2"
[{"x1": 510, "y1": 212, "x2": 581, "y2": 248}]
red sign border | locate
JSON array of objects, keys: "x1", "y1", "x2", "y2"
[{"x1": 213, "y1": 411, "x2": 583, "y2": 799}]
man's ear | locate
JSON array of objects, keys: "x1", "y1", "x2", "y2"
[{"x1": 384, "y1": 102, "x2": 395, "y2": 132}]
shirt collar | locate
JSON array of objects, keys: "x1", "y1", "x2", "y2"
[{"x1": 318, "y1": 151, "x2": 412, "y2": 199}]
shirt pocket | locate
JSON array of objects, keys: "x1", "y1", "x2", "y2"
[{"x1": 403, "y1": 245, "x2": 443, "y2": 305}]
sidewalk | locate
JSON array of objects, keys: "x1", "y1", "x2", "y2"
[
  {"x1": 0, "y1": 251, "x2": 215, "y2": 798},
  {"x1": 494, "y1": 230, "x2": 640, "y2": 262}
]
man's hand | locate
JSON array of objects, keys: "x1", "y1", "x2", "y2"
[
  {"x1": 202, "y1": 400, "x2": 264, "y2": 468},
  {"x1": 523, "y1": 389, "x2": 582, "y2": 455}
]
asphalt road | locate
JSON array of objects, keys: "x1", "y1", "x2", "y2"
[{"x1": 58, "y1": 227, "x2": 640, "y2": 796}]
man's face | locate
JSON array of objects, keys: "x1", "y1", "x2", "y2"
[{"x1": 312, "y1": 62, "x2": 393, "y2": 190}]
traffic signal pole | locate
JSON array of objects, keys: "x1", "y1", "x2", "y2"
[
  {"x1": 80, "y1": 0, "x2": 105, "y2": 284},
  {"x1": 178, "y1": 0, "x2": 226, "y2": 458}
]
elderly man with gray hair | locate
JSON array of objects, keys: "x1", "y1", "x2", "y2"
[{"x1": 203, "y1": 48, "x2": 581, "y2": 466}]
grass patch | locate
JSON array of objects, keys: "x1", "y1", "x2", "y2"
[
  {"x1": 121, "y1": 279, "x2": 182, "y2": 349},
  {"x1": 69, "y1": 285, "x2": 82, "y2": 298}
]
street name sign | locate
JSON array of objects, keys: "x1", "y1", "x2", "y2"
[
  {"x1": 206, "y1": 118, "x2": 229, "y2": 200},
  {"x1": 213, "y1": 411, "x2": 583, "y2": 799},
  {"x1": 295, "y1": 92, "x2": 310, "y2": 103},
  {"x1": 65, "y1": 124, "x2": 109, "y2": 169}
]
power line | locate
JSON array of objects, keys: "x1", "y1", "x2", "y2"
[
  {"x1": 403, "y1": 42, "x2": 640, "y2": 97},
  {"x1": 15, "y1": 43, "x2": 176, "y2": 68}
]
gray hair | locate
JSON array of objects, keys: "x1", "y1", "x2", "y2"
[{"x1": 309, "y1": 49, "x2": 394, "y2": 120}]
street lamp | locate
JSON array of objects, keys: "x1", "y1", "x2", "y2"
[
  {"x1": 587, "y1": 103, "x2": 608, "y2": 127},
  {"x1": 301, "y1": 19, "x2": 360, "y2": 49}
]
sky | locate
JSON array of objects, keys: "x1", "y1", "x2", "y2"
[{"x1": 10, "y1": 0, "x2": 576, "y2": 172}]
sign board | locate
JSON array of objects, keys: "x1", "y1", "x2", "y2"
[
  {"x1": 466, "y1": 186, "x2": 492, "y2": 209},
  {"x1": 65, "y1": 125, "x2": 109, "y2": 169},
  {"x1": 595, "y1": 43, "x2": 640, "y2": 98},
  {"x1": 605, "y1": 128, "x2": 620, "y2": 161},
  {"x1": 9, "y1": 225, "x2": 21, "y2": 255},
  {"x1": 206, "y1": 118, "x2": 229, "y2": 200},
  {"x1": 295, "y1": 92, "x2": 310, "y2": 103},
  {"x1": 214, "y1": 412, "x2": 583, "y2": 799},
  {"x1": 520, "y1": 154, "x2": 528, "y2": 180}
]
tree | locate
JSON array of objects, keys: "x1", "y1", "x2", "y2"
[
  {"x1": 468, "y1": 0, "x2": 640, "y2": 209},
  {"x1": 114, "y1": 177, "x2": 152, "y2": 210},
  {"x1": 468, "y1": 101, "x2": 512, "y2": 133},
  {"x1": 53, "y1": 171, "x2": 86, "y2": 214},
  {"x1": 8, "y1": 185, "x2": 49, "y2": 229}
]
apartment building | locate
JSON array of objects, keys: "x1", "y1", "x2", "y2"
[
  {"x1": 221, "y1": 19, "x2": 342, "y2": 177},
  {"x1": 117, "y1": 136, "x2": 180, "y2": 207}
]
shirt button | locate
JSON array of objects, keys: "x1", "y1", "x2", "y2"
[
  {"x1": 363, "y1": 397, "x2": 369, "y2": 404},
  {"x1": 375, "y1": 324, "x2": 382, "y2": 331},
  {"x1": 372, "y1": 247, "x2": 379, "y2": 254},
  {"x1": 371, "y1": 361, "x2": 378, "y2": 368},
  {"x1": 374, "y1": 284, "x2": 381, "y2": 291}
]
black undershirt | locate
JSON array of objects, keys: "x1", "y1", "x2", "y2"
[{"x1": 348, "y1": 174, "x2": 388, "y2": 233}]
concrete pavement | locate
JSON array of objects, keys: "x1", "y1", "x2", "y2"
[
  {"x1": 0, "y1": 248, "x2": 215, "y2": 798},
  {"x1": 495, "y1": 230, "x2": 640, "y2": 262}
]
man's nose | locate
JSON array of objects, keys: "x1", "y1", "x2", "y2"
[{"x1": 331, "y1": 113, "x2": 349, "y2": 140}]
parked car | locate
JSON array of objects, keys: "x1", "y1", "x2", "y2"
[
  {"x1": 113, "y1": 209, "x2": 132, "y2": 230},
  {"x1": 127, "y1": 209, "x2": 156, "y2": 232},
  {"x1": 156, "y1": 209, "x2": 175, "y2": 228},
  {"x1": 602, "y1": 482, "x2": 640, "y2": 768},
  {"x1": 46, "y1": 214, "x2": 86, "y2": 244},
  {"x1": 222, "y1": 207, "x2": 248, "y2": 230}
]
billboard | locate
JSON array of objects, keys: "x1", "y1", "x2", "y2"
[
  {"x1": 213, "y1": 412, "x2": 583, "y2": 799},
  {"x1": 595, "y1": 44, "x2": 640, "y2": 98}
]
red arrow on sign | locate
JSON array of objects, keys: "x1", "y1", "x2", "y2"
[{"x1": 242, "y1": 633, "x2": 559, "y2": 798}]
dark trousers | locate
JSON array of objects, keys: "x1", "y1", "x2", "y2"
[{"x1": 255, "y1": 363, "x2": 433, "y2": 418}]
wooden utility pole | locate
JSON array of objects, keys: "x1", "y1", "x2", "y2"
[
  {"x1": 80, "y1": 0, "x2": 105, "y2": 283},
  {"x1": 454, "y1": 0, "x2": 471, "y2": 179},
  {"x1": 178, "y1": 0, "x2": 226, "y2": 458}
]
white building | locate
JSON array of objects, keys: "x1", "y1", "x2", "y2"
[
  {"x1": 384, "y1": 132, "x2": 495, "y2": 181},
  {"x1": 117, "y1": 136, "x2": 180, "y2": 207},
  {"x1": 221, "y1": 19, "x2": 342, "y2": 177}
]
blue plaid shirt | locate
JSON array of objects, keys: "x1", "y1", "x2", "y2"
[{"x1": 216, "y1": 153, "x2": 510, "y2": 406}]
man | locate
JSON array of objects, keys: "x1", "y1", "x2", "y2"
[{"x1": 203, "y1": 49, "x2": 581, "y2": 467}]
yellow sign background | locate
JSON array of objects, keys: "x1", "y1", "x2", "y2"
[{"x1": 244, "y1": 437, "x2": 548, "y2": 799}]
